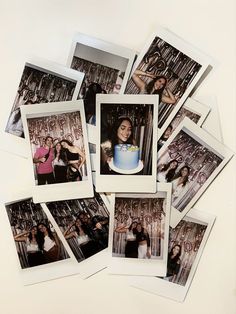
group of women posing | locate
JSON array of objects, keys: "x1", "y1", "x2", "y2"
[
  {"x1": 53, "y1": 139, "x2": 85, "y2": 183},
  {"x1": 14, "y1": 223, "x2": 61, "y2": 268},
  {"x1": 115, "y1": 221, "x2": 151, "y2": 259},
  {"x1": 157, "y1": 160, "x2": 191, "y2": 202}
]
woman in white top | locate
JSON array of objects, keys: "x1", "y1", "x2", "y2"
[
  {"x1": 14, "y1": 226, "x2": 44, "y2": 267},
  {"x1": 37, "y1": 223, "x2": 60, "y2": 263},
  {"x1": 115, "y1": 222, "x2": 138, "y2": 258},
  {"x1": 64, "y1": 217, "x2": 99, "y2": 259},
  {"x1": 171, "y1": 165, "x2": 190, "y2": 206}
]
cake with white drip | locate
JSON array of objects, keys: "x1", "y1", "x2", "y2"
[{"x1": 113, "y1": 144, "x2": 140, "y2": 170}]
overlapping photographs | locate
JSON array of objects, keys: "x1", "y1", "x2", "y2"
[
  {"x1": 2, "y1": 58, "x2": 84, "y2": 158},
  {"x1": 20, "y1": 100, "x2": 93, "y2": 203},
  {"x1": 157, "y1": 117, "x2": 233, "y2": 227},
  {"x1": 96, "y1": 94, "x2": 158, "y2": 193},
  {"x1": 130, "y1": 209, "x2": 216, "y2": 302},
  {"x1": 124, "y1": 25, "x2": 211, "y2": 136},
  {"x1": 3, "y1": 195, "x2": 79, "y2": 285},
  {"x1": 109, "y1": 183, "x2": 171, "y2": 276},
  {"x1": 157, "y1": 97, "x2": 210, "y2": 151},
  {"x1": 67, "y1": 33, "x2": 136, "y2": 143},
  {"x1": 44, "y1": 187, "x2": 111, "y2": 279}
]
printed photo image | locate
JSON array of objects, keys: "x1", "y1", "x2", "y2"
[
  {"x1": 124, "y1": 26, "x2": 210, "y2": 132},
  {"x1": 130, "y1": 209, "x2": 216, "y2": 302},
  {"x1": 113, "y1": 196, "x2": 166, "y2": 260},
  {"x1": 109, "y1": 184, "x2": 171, "y2": 276},
  {"x1": 46, "y1": 188, "x2": 109, "y2": 263},
  {"x1": 68, "y1": 33, "x2": 136, "y2": 126},
  {"x1": 157, "y1": 118, "x2": 233, "y2": 227},
  {"x1": 21, "y1": 101, "x2": 93, "y2": 203},
  {"x1": 5, "y1": 198, "x2": 70, "y2": 269},
  {"x1": 5, "y1": 59, "x2": 84, "y2": 138},
  {"x1": 27, "y1": 111, "x2": 87, "y2": 185},
  {"x1": 157, "y1": 97, "x2": 210, "y2": 151},
  {"x1": 96, "y1": 95, "x2": 158, "y2": 193}
]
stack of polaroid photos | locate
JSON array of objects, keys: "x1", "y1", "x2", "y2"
[{"x1": 1, "y1": 25, "x2": 233, "y2": 301}]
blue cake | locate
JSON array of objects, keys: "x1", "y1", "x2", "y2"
[{"x1": 113, "y1": 144, "x2": 140, "y2": 170}]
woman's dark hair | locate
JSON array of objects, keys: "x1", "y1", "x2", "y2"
[
  {"x1": 136, "y1": 222, "x2": 144, "y2": 233},
  {"x1": 28, "y1": 226, "x2": 39, "y2": 244},
  {"x1": 128, "y1": 222, "x2": 137, "y2": 233},
  {"x1": 84, "y1": 83, "x2": 103, "y2": 117},
  {"x1": 54, "y1": 143, "x2": 67, "y2": 163},
  {"x1": 37, "y1": 222, "x2": 55, "y2": 250},
  {"x1": 173, "y1": 165, "x2": 190, "y2": 186},
  {"x1": 146, "y1": 75, "x2": 167, "y2": 97},
  {"x1": 110, "y1": 117, "x2": 134, "y2": 151},
  {"x1": 74, "y1": 217, "x2": 87, "y2": 236},
  {"x1": 161, "y1": 159, "x2": 178, "y2": 182},
  {"x1": 60, "y1": 139, "x2": 73, "y2": 147},
  {"x1": 169, "y1": 244, "x2": 182, "y2": 263}
]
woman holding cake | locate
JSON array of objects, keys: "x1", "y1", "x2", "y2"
[{"x1": 100, "y1": 117, "x2": 137, "y2": 174}]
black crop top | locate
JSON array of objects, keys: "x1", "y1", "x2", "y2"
[
  {"x1": 136, "y1": 231, "x2": 150, "y2": 247},
  {"x1": 66, "y1": 150, "x2": 80, "y2": 161}
]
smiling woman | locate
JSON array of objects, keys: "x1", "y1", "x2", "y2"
[{"x1": 100, "y1": 117, "x2": 136, "y2": 173}]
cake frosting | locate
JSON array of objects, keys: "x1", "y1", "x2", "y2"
[{"x1": 113, "y1": 144, "x2": 139, "y2": 170}]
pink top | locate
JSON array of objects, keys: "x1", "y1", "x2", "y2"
[{"x1": 34, "y1": 146, "x2": 54, "y2": 174}]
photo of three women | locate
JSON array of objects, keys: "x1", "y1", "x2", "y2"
[
  {"x1": 33, "y1": 136, "x2": 85, "y2": 185},
  {"x1": 114, "y1": 221, "x2": 151, "y2": 259},
  {"x1": 14, "y1": 222, "x2": 67, "y2": 268}
]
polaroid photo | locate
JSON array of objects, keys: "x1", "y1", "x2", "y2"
[
  {"x1": 96, "y1": 94, "x2": 158, "y2": 193},
  {"x1": 2, "y1": 194, "x2": 80, "y2": 285},
  {"x1": 124, "y1": 25, "x2": 211, "y2": 136},
  {"x1": 108, "y1": 183, "x2": 171, "y2": 276},
  {"x1": 157, "y1": 117, "x2": 233, "y2": 228},
  {"x1": 42, "y1": 186, "x2": 112, "y2": 279},
  {"x1": 67, "y1": 32, "x2": 136, "y2": 143},
  {"x1": 130, "y1": 208, "x2": 216, "y2": 302},
  {"x1": 20, "y1": 100, "x2": 93, "y2": 203},
  {"x1": 158, "y1": 97, "x2": 210, "y2": 151},
  {"x1": 1, "y1": 57, "x2": 84, "y2": 158}
]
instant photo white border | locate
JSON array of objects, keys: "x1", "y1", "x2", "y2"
[
  {"x1": 108, "y1": 183, "x2": 171, "y2": 276},
  {"x1": 20, "y1": 100, "x2": 93, "y2": 203},
  {"x1": 42, "y1": 191, "x2": 114, "y2": 279},
  {"x1": 95, "y1": 94, "x2": 158, "y2": 193},
  {"x1": 158, "y1": 117, "x2": 233, "y2": 228},
  {"x1": 176, "y1": 97, "x2": 210, "y2": 127},
  {"x1": 130, "y1": 208, "x2": 216, "y2": 302},
  {"x1": 1, "y1": 191, "x2": 80, "y2": 286},
  {"x1": 1, "y1": 57, "x2": 84, "y2": 159},
  {"x1": 127, "y1": 25, "x2": 211, "y2": 138},
  {"x1": 67, "y1": 32, "x2": 137, "y2": 144}
]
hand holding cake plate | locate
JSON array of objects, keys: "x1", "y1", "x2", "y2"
[{"x1": 108, "y1": 144, "x2": 144, "y2": 174}]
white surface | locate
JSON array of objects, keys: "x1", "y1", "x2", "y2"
[{"x1": 0, "y1": 1, "x2": 235, "y2": 314}]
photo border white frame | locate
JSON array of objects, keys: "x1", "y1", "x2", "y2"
[
  {"x1": 157, "y1": 117, "x2": 233, "y2": 228},
  {"x1": 95, "y1": 94, "x2": 158, "y2": 193},
  {"x1": 42, "y1": 189, "x2": 114, "y2": 279},
  {"x1": 67, "y1": 32, "x2": 137, "y2": 144},
  {"x1": 108, "y1": 183, "x2": 171, "y2": 276},
  {"x1": 130, "y1": 208, "x2": 216, "y2": 302},
  {"x1": 125, "y1": 25, "x2": 212, "y2": 138},
  {"x1": 1, "y1": 191, "x2": 80, "y2": 286},
  {"x1": 20, "y1": 100, "x2": 93, "y2": 203},
  {"x1": 1, "y1": 57, "x2": 84, "y2": 159}
]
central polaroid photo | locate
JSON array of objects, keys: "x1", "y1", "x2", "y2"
[
  {"x1": 21, "y1": 100, "x2": 93, "y2": 203},
  {"x1": 95, "y1": 94, "x2": 158, "y2": 193}
]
